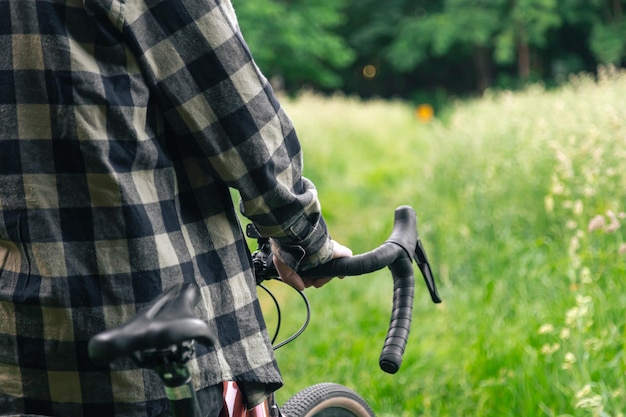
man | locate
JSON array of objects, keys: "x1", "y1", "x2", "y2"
[{"x1": 0, "y1": 0, "x2": 351, "y2": 416}]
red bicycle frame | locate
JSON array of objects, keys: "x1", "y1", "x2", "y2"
[{"x1": 221, "y1": 382, "x2": 273, "y2": 417}]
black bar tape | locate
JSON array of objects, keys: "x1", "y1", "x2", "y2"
[{"x1": 378, "y1": 254, "x2": 415, "y2": 374}]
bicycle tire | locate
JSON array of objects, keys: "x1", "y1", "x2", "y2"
[{"x1": 280, "y1": 383, "x2": 376, "y2": 417}]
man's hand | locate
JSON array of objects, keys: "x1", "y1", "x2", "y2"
[{"x1": 273, "y1": 240, "x2": 353, "y2": 291}]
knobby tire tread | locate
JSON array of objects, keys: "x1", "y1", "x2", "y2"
[{"x1": 280, "y1": 383, "x2": 376, "y2": 417}]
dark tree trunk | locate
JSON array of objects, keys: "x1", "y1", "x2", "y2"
[
  {"x1": 473, "y1": 45, "x2": 492, "y2": 93},
  {"x1": 517, "y1": 40, "x2": 531, "y2": 80}
]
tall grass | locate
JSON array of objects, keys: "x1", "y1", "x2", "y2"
[{"x1": 257, "y1": 68, "x2": 626, "y2": 416}]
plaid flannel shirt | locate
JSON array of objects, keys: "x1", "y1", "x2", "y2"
[{"x1": 0, "y1": 0, "x2": 333, "y2": 416}]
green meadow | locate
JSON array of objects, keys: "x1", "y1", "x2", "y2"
[{"x1": 256, "y1": 67, "x2": 626, "y2": 417}]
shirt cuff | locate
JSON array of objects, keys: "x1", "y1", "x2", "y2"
[{"x1": 270, "y1": 218, "x2": 333, "y2": 271}]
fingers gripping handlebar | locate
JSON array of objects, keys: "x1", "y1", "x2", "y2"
[{"x1": 249, "y1": 205, "x2": 441, "y2": 374}]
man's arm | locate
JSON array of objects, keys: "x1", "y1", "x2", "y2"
[{"x1": 99, "y1": 0, "x2": 340, "y2": 272}]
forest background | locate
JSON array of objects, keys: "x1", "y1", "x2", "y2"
[
  {"x1": 228, "y1": 1, "x2": 626, "y2": 416},
  {"x1": 232, "y1": 0, "x2": 626, "y2": 107}
]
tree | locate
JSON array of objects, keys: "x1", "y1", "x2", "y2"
[
  {"x1": 495, "y1": 0, "x2": 561, "y2": 80},
  {"x1": 232, "y1": 0, "x2": 355, "y2": 92},
  {"x1": 231, "y1": 0, "x2": 624, "y2": 98},
  {"x1": 387, "y1": 0, "x2": 505, "y2": 92},
  {"x1": 560, "y1": 0, "x2": 626, "y2": 65},
  {"x1": 386, "y1": 0, "x2": 560, "y2": 92}
]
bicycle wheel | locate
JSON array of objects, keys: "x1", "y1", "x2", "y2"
[{"x1": 280, "y1": 382, "x2": 376, "y2": 417}]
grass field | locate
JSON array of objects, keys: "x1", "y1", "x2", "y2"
[{"x1": 255, "y1": 67, "x2": 626, "y2": 416}]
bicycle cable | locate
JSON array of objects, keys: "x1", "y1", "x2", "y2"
[
  {"x1": 258, "y1": 282, "x2": 282, "y2": 344},
  {"x1": 259, "y1": 279, "x2": 311, "y2": 351}
]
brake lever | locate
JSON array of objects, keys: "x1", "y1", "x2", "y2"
[{"x1": 414, "y1": 236, "x2": 442, "y2": 304}]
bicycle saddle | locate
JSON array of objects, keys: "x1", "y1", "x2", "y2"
[{"x1": 88, "y1": 282, "x2": 215, "y2": 367}]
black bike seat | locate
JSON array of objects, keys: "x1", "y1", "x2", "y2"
[{"x1": 88, "y1": 282, "x2": 215, "y2": 366}]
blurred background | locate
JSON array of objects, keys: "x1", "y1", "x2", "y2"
[
  {"x1": 232, "y1": 1, "x2": 626, "y2": 416},
  {"x1": 233, "y1": 0, "x2": 626, "y2": 106}
]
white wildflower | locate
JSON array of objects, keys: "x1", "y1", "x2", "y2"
[
  {"x1": 587, "y1": 215, "x2": 605, "y2": 232},
  {"x1": 561, "y1": 352, "x2": 576, "y2": 370},
  {"x1": 540, "y1": 343, "x2": 560, "y2": 355},
  {"x1": 579, "y1": 267, "x2": 592, "y2": 284},
  {"x1": 551, "y1": 180, "x2": 565, "y2": 195},
  {"x1": 584, "y1": 337, "x2": 601, "y2": 352},
  {"x1": 565, "y1": 306, "x2": 579, "y2": 327},
  {"x1": 575, "y1": 394, "x2": 603, "y2": 410},
  {"x1": 576, "y1": 294, "x2": 592, "y2": 308},
  {"x1": 605, "y1": 210, "x2": 620, "y2": 233},
  {"x1": 544, "y1": 195, "x2": 554, "y2": 213},
  {"x1": 568, "y1": 236, "x2": 580, "y2": 259},
  {"x1": 575, "y1": 384, "x2": 592, "y2": 399},
  {"x1": 573, "y1": 200, "x2": 583, "y2": 216},
  {"x1": 538, "y1": 323, "x2": 554, "y2": 334}
]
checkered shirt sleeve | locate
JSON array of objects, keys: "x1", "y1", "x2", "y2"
[{"x1": 0, "y1": 0, "x2": 332, "y2": 415}]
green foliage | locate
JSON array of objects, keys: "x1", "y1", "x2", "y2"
[
  {"x1": 231, "y1": 0, "x2": 626, "y2": 96},
  {"x1": 590, "y1": 23, "x2": 626, "y2": 64},
  {"x1": 232, "y1": 0, "x2": 355, "y2": 89},
  {"x1": 387, "y1": 0, "x2": 561, "y2": 70},
  {"x1": 560, "y1": 0, "x2": 626, "y2": 65},
  {"x1": 262, "y1": 68, "x2": 626, "y2": 416},
  {"x1": 496, "y1": 0, "x2": 561, "y2": 61}
]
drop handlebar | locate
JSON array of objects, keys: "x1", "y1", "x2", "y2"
[{"x1": 249, "y1": 205, "x2": 441, "y2": 374}]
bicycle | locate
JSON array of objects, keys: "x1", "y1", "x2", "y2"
[{"x1": 88, "y1": 205, "x2": 441, "y2": 417}]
